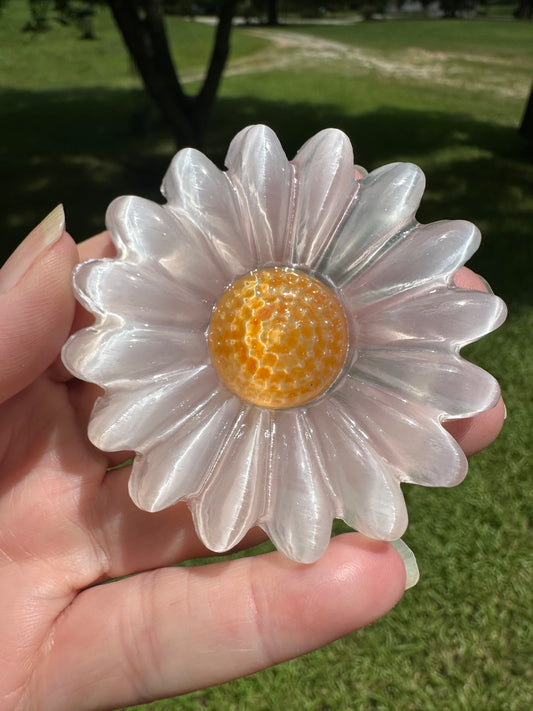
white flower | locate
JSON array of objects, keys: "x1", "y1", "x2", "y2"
[{"x1": 62, "y1": 125, "x2": 506, "y2": 563}]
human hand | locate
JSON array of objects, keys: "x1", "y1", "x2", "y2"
[{"x1": 0, "y1": 208, "x2": 504, "y2": 711}]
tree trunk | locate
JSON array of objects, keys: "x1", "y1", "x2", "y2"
[
  {"x1": 266, "y1": 0, "x2": 279, "y2": 26},
  {"x1": 107, "y1": 0, "x2": 236, "y2": 148},
  {"x1": 520, "y1": 82, "x2": 533, "y2": 143},
  {"x1": 515, "y1": 0, "x2": 533, "y2": 18},
  {"x1": 196, "y1": 0, "x2": 237, "y2": 141}
]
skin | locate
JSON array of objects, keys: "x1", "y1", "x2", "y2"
[{"x1": 0, "y1": 226, "x2": 504, "y2": 711}]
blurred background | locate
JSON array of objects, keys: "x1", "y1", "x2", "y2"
[{"x1": 1, "y1": 1, "x2": 531, "y2": 709}]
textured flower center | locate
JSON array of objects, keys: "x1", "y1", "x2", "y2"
[{"x1": 208, "y1": 268, "x2": 348, "y2": 409}]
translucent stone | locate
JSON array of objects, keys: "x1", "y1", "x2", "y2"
[{"x1": 61, "y1": 124, "x2": 507, "y2": 564}]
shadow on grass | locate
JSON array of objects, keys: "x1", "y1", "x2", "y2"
[{"x1": 1, "y1": 86, "x2": 531, "y2": 309}]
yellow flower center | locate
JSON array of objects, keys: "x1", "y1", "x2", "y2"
[{"x1": 208, "y1": 268, "x2": 348, "y2": 409}]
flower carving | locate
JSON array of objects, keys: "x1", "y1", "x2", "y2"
[{"x1": 62, "y1": 125, "x2": 506, "y2": 563}]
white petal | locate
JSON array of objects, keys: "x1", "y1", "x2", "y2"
[
  {"x1": 62, "y1": 324, "x2": 207, "y2": 387},
  {"x1": 307, "y1": 398, "x2": 408, "y2": 540},
  {"x1": 191, "y1": 406, "x2": 269, "y2": 551},
  {"x1": 355, "y1": 288, "x2": 507, "y2": 350},
  {"x1": 262, "y1": 409, "x2": 336, "y2": 563},
  {"x1": 352, "y1": 349, "x2": 501, "y2": 419},
  {"x1": 162, "y1": 147, "x2": 255, "y2": 276},
  {"x1": 289, "y1": 128, "x2": 358, "y2": 267},
  {"x1": 88, "y1": 365, "x2": 219, "y2": 452},
  {"x1": 335, "y1": 375, "x2": 468, "y2": 487},
  {"x1": 129, "y1": 391, "x2": 243, "y2": 512},
  {"x1": 343, "y1": 219, "x2": 481, "y2": 307},
  {"x1": 106, "y1": 196, "x2": 228, "y2": 301},
  {"x1": 225, "y1": 125, "x2": 292, "y2": 265},
  {"x1": 72, "y1": 259, "x2": 212, "y2": 330},
  {"x1": 318, "y1": 162, "x2": 426, "y2": 286}
]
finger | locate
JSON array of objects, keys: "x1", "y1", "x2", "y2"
[
  {"x1": 77, "y1": 230, "x2": 116, "y2": 262},
  {"x1": 0, "y1": 206, "x2": 78, "y2": 403},
  {"x1": 34, "y1": 533, "x2": 406, "y2": 711},
  {"x1": 444, "y1": 397, "x2": 505, "y2": 456}
]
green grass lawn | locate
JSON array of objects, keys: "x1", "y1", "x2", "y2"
[
  {"x1": 284, "y1": 18, "x2": 533, "y2": 56},
  {"x1": 1, "y1": 6, "x2": 532, "y2": 711}
]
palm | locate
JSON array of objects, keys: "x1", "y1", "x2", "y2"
[
  {"x1": 0, "y1": 369, "x2": 121, "y2": 706},
  {"x1": 0, "y1": 359, "x2": 237, "y2": 709},
  {"x1": 0, "y1": 228, "x2": 503, "y2": 711}
]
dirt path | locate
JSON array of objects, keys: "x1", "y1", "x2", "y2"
[{"x1": 185, "y1": 24, "x2": 527, "y2": 101}]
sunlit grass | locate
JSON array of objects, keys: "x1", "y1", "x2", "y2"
[
  {"x1": 0, "y1": 2, "x2": 268, "y2": 89},
  {"x1": 284, "y1": 18, "x2": 533, "y2": 58}
]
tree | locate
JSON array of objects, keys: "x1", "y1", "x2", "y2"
[
  {"x1": 515, "y1": 0, "x2": 533, "y2": 18},
  {"x1": 107, "y1": 0, "x2": 237, "y2": 148},
  {"x1": 520, "y1": 82, "x2": 533, "y2": 143},
  {"x1": 17, "y1": 0, "x2": 238, "y2": 148},
  {"x1": 265, "y1": 0, "x2": 279, "y2": 25}
]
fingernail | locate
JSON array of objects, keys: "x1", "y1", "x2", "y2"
[
  {"x1": 0, "y1": 205, "x2": 65, "y2": 294},
  {"x1": 503, "y1": 402, "x2": 507, "y2": 420},
  {"x1": 391, "y1": 539, "x2": 419, "y2": 590}
]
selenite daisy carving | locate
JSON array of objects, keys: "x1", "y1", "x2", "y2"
[{"x1": 62, "y1": 125, "x2": 506, "y2": 563}]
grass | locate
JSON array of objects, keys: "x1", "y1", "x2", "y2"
[
  {"x1": 1, "y1": 6, "x2": 532, "y2": 711},
  {"x1": 0, "y1": 3, "x2": 267, "y2": 88},
  {"x1": 284, "y1": 18, "x2": 533, "y2": 56}
]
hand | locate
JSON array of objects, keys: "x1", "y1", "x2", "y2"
[{"x1": 0, "y1": 208, "x2": 505, "y2": 711}]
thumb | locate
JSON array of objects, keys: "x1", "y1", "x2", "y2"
[{"x1": 0, "y1": 205, "x2": 79, "y2": 403}]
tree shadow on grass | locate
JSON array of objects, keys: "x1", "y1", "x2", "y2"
[
  {"x1": 0, "y1": 87, "x2": 171, "y2": 258},
  {"x1": 1, "y1": 87, "x2": 531, "y2": 309}
]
